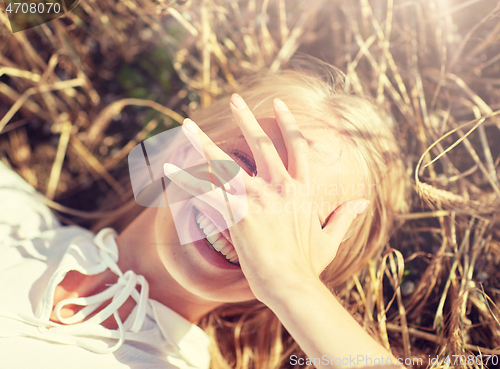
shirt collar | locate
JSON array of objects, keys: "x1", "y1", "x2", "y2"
[{"x1": 33, "y1": 227, "x2": 210, "y2": 364}]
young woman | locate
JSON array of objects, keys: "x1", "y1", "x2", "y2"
[{"x1": 0, "y1": 65, "x2": 407, "y2": 368}]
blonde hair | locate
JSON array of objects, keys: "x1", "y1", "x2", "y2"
[{"x1": 92, "y1": 59, "x2": 407, "y2": 369}]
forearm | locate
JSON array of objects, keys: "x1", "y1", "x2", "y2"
[{"x1": 263, "y1": 277, "x2": 405, "y2": 369}]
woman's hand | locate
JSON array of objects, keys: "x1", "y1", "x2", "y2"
[{"x1": 163, "y1": 94, "x2": 369, "y2": 303}]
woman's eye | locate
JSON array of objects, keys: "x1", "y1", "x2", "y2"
[{"x1": 231, "y1": 150, "x2": 257, "y2": 177}]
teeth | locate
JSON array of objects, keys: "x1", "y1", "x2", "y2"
[
  {"x1": 206, "y1": 234, "x2": 220, "y2": 245},
  {"x1": 225, "y1": 248, "x2": 237, "y2": 260},
  {"x1": 227, "y1": 251, "x2": 239, "y2": 263},
  {"x1": 211, "y1": 238, "x2": 227, "y2": 252},
  {"x1": 220, "y1": 243, "x2": 234, "y2": 256},
  {"x1": 198, "y1": 217, "x2": 211, "y2": 229},
  {"x1": 196, "y1": 211, "x2": 239, "y2": 265},
  {"x1": 202, "y1": 223, "x2": 217, "y2": 236}
]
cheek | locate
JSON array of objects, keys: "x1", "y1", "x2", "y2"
[
  {"x1": 153, "y1": 207, "x2": 185, "y2": 283},
  {"x1": 154, "y1": 206, "x2": 182, "y2": 265},
  {"x1": 153, "y1": 207, "x2": 256, "y2": 302},
  {"x1": 155, "y1": 206, "x2": 179, "y2": 245}
]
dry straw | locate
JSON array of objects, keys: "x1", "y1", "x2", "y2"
[{"x1": 1, "y1": 0, "x2": 500, "y2": 367}]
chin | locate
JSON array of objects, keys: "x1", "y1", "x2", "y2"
[{"x1": 167, "y1": 240, "x2": 257, "y2": 303}]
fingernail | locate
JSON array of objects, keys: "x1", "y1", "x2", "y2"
[
  {"x1": 274, "y1": 98, "x2": 288, "y2": 111},
  {"x1": 163, "y1": 163, "x2": 178, "y2": 175},
  {"x1": 231, "y1": 94, "x2": 247, "y2": 110},
  {"x1": 355, "y1": 200, "x2": 370, "y2": 215},
  {"x1": 183, "y1": 118, "x2": 198, "y2": 134}
]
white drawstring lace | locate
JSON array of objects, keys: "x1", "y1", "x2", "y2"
[{"x1": 0, "y1": 228, "x2": 150, "y2": 354}]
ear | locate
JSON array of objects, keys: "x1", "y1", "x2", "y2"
[{"x1": 322, "y1": 199, "x2": 370, "y2": 246}]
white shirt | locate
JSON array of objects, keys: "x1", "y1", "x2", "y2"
[{"x1": 0, "y1": 161, "x2": 210, "y2": 369}]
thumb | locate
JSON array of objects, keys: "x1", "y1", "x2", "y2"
[{"x1": 322, "y1": 199, "x2": 371, "y2": 245}]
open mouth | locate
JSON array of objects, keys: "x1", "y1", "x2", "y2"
[{"x1": 194, "y1": 208, "x2": 240, "y2": 266}]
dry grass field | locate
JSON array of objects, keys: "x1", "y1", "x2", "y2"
[{"x1": 1, "y1": 0, "x2": 500, "y2": 368}]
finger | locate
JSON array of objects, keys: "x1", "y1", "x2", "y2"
[
  {"x1": 164, "y1": 162, "x2": 214, "y2": 196},
  {"x1": 182, "y1": 119, "x2": 233, "y2": 162},
  {"x1": 322, "y1": 199, "x2": 371, "y2": 246},
  {"x1": 230, "y1": 94, "x2": 288, "y2": 181},
  {"x1": 181, "y1": 119, "x2": 207, "y2": 159},
  {"x1": 182, "y1": 119, "x2": 252, "y2": 188},
  {"x1": 163, "y1": 162, "x2": 230, "y2": 216},
  {"x1": 273, "y1": 98, "x2": 309, "y2": 182},
  {"x1": 313, "y1": 199, "x2": 370, "y2": 273}
]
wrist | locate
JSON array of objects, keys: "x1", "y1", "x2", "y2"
[{"x1": 255, "y1": 272, "x2": 326, "y2": 308}]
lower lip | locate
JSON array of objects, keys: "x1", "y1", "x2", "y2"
[{"x1": 192, "y1": 212, "x2": 240, "y2": 270}]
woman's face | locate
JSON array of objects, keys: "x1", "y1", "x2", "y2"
[{"x1": 153, "y1": 116, "x2": 368, "y2": 303}]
